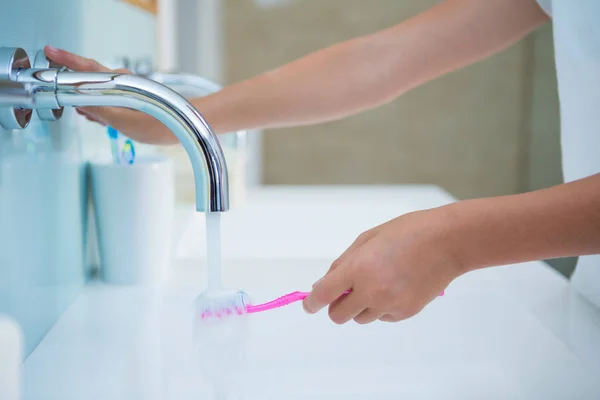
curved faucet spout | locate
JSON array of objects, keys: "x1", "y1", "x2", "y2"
[
  {"x1": 41, "y1": 71, "x2": 229, "y2": 212},
  {"x1": 147, "y1": 71, "x2": 248, "y2": 153}
]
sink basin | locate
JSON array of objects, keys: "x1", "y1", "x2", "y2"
[
  {"x1": 24, "y1": 186, "x2": 599, "y2": 398},
  {"x1": 23, "y1": 259, "x2": 600, "y2": 399},
  {"x1": 176, "y1": 185, "x2": 455, "y2": 260}
]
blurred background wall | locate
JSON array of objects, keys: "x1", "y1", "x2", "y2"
[
  {"x1": 224, "y1": 1, "x2": 561, "y2": 197},
  {"x1": 148, "y1": 0, "x2": 575, "y2": 276}
]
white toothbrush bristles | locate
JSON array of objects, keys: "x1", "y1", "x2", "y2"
[{"x1": 196, "y1": 289, "x2": 249, "y2": 322}]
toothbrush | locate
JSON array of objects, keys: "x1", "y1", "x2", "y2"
[
  {"x1": 121, "y1": 139, "x2": 136, "y2": 165},
  {"x1": 199, "y1": 290, "x2": 351, "y2": 320},
  {"x1": 107, "y1": 126, "x2": 121, "y2": 164},
  {"x1": 199, "y1": 290, "x2": 445, "y2": 320},
  {"x1": 245, "y1": 289, "x2": 444, "y2": 315},
  {"x1": 107, "y1": 126, "x2": 136, "y2": 165}
]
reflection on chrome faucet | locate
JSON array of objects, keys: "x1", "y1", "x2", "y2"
[
  {"x1": 148, "y1": 71, "x2": 248, "y2": 168},
  {"x1": 149, "y1": 72, "x2": 246, "y2": 133},
  {"x1": 0, "y1": 47, "x2": 229, "y2": 212}
]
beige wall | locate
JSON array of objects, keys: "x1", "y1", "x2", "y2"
[
  {"x1": 525, "y1": 23, "x2": 576, "y2": 277},
  {"x1": 526, "y1": 24, "x2": 562, "y2": 192},
  {"x1": 224, "y1": 0, "x2": 561, "y2": 200}
]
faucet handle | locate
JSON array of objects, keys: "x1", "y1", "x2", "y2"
[
  {"x1": 0, "y1": 47, "x2": 33, "y2": 130},
  {"x1": 33, "y1": 50, "x2": 64, "y2": 122}
]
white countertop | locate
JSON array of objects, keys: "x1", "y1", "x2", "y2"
[
  {"x1": 175, "y1": 185, "x2": 462, "y2": 260},
  {"x1": 22, "y1": 185, "x2": 600, "y2": 399},
  {"x1": 23, "y1": 260, "x2": 600, "y2": 399}
]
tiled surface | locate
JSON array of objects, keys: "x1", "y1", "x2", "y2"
[
  {"x1": 0, "y1": 0, "x2": 156, "y2": 358},
  {"x1": 76, "y1": 0, "x2": 158, "y2": 163},
  {"x1": 0, "y1": 0, "x2": 87, "y2": 358}
]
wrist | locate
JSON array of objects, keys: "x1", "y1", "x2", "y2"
[
  {"x1": 418, "y1": 203, "x2": 475, "y2": 278},
  {"x1": 435, "y1": 201, "x2": 482, "y2": 275},
  {"x1": 434, "y1": 181, "x2": 598, "y2": 274}
]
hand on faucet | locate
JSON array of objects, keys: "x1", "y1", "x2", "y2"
[{"x1": 44, "y1": 46, "x2": 177, "y2": 145}]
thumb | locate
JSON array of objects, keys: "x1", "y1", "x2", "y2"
[{"x1": 303, "y1": 265, "x2": 352, "y2": 314}]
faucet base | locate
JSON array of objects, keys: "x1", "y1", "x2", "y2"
[{"x1": 0, "y1": 48, "x2": 32, "y2": 130}]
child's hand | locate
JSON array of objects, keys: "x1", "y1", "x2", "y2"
[
  {"x1": 303, "y1": 208, "x2": 465, "y2": 324},
  {"x1": 44, "y1": 46, "x2": 176, "y2": 145}
]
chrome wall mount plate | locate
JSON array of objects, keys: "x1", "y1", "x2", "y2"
[{"x1": 0, "y1": 47, "x2": 33, "y2": 130}]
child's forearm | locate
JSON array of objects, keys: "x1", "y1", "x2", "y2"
[
  {"x1": 193, "y1": 0, "x2": 548, "y2": 135},
  {"x1": 445, "y1": 174, "x2": 600, "y2": 272}
]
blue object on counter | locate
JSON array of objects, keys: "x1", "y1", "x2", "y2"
[
  {"x1": 107, "y1": 126, "x2": 120, "y2": 164},
  {"x1": 107, "y1": 126, "x2": 135, "y2": 165},
  {"x1": 122, "y1": 139, "x2": 135, "y2": 165}
]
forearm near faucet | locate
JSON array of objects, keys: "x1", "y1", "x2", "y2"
[{"x1": 192, "y1": 0, "x2": 548, "y2": 135}]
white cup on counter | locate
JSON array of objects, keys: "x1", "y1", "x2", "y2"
[{"x1": 90, "y1": 155, "x2": 175, "y2": 285}]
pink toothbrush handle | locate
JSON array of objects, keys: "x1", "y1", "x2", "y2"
[
  {"x1": 246, "y1": 289, "x2": 444, "y2": 315},
  {"x1": 246, "y1": 291, "x2": 310, "y2": 314},
  {"x1": 246, "y1": 290, "x2": 352, "y2": 314}
]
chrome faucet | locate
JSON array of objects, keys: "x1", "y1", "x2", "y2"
[
  {"x1": 0, "y1": 48, "x2": 229, "y2": 212},
  {"x1": 147, "y1": 71, "x2": 247, "y2": 150}
]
